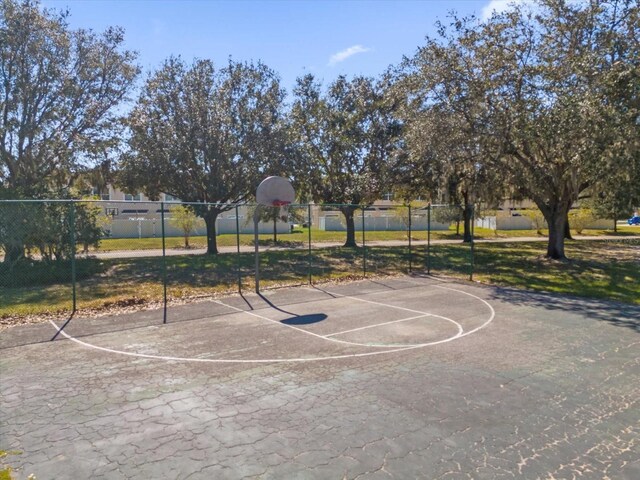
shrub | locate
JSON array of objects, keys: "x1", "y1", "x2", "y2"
[
  {"x1": 522, "y1": 209, "x2": 546, "y2": 234},
  {"x1": 569, "y1": 208, "x2": 595, "y2": 234}
]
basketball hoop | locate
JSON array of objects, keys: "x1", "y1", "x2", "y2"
[
  {"x1": 256, "y1": 177, "x2": 295, "y2": 207},
  {"x1": 254, "y1": 177, "x2": 295, "y2": 293}
]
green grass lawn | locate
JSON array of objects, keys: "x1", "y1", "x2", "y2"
[
  {"x1": 91, "y1": 225, "x2": 639, "y2": 252},
  {"x1": 1, "y1": 238, "x2": 638, "y2": 320}
]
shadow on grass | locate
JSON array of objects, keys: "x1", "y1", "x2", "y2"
[{"x1": 2, "y1": 239, "x2": 638, "y2": 322}]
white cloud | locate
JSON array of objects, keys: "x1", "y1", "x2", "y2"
[
  {"x1": 481, "y1": 0, "x2": 529, "y2": 20},
  {"x1": 328, "y1": 45, "x2": 371, "y2": 66}
]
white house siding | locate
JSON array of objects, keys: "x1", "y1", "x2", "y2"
[{"x1": 319, "y1": 214, "x2": 450, "y2": 232}]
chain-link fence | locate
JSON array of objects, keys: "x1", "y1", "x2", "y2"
[{"x1": 0, "y1": 200, "x2": 479, "y2": 323}]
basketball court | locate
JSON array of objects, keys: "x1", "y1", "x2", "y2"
[
  {"x1": 1, "y1": 274, "x2": 639, "y2": 479},
  {"x1": 2, "y1": 177, "x2": 639, "y2": 478},
  {"x1": 44, "y1": 276, "x2": 493, "y2": 364}
]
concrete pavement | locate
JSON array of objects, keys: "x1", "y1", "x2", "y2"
[{"x1": 1, "y1": 276, "x2": 638, "y2": 479}]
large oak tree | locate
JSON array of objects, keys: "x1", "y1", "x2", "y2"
[
  {"x1": 398, "y1": 0, "x2": 639, "y2": 259},
  {"x1": 0, "y1": 0, "x2": 139, "y2": 196},
  {"x1": 0, "y1": 0, "x2": 138, "y2": 265},
  {"x1": 290, "y1": 74, "x2": 401, "y2": 247},
  {"x1": 120, "y1": 57, "x2": 288, "y2": 254}
]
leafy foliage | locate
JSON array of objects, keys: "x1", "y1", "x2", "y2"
[
  {"x1": 0, "y1": 0, "x2": 139, "y2": 196},
  {"x1": 169, "y1": 204, "x2": 202, "y2": 248},
  {"x1": 120, "y1": 57, "x2": 288, "y2": 253},
  {"x1": 569, "y1": 208, "x2": 596, "y2": 234},
  {"x1": 394, "y1": 0, "x2": 640, "y2": 259},
  {"x1": 0, "y1": 199, "x2": 104, "y2": 270},
  {"x1": 291, "y1": 74, "x2": 401, "y2": 246},
  {"x1": 522, "y1": 209, "x2": 547, "y2": 235}
]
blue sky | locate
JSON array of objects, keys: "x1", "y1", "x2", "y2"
[{"x1": 42, "y1": 0, "x2": 514, "y2": 91}]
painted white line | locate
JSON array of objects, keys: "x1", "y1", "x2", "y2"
[
  {"x1": 325, "y1": 314, "x2": 430, "y2": 337},
  {"x1": 214, "y1": 300, "x2": 464, "y2": 349},
  {"x1": 47, "y1": 282, "x2": 495, "y2": 364},
  {"x1": 432, "y1": 285, "x2": 496, "y2": 337},
  {"x1": 311, "y1": 283, "x2": 495, "y2": 341},
  {"x1": 302, "y1": 286, "x2": 465, "y2": 338},
  {"x1": 213, "y1": 300, "x2": 400, "y2": 348},
  {"x1": 47, "y1": 319, "x2": 421, "y2": 362}
]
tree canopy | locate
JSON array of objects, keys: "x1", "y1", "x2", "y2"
[
  {"x1": 2, "y1": 0, "x2": 639, "y2": 264},
  {"x1": 396, "y1": 0, "x2": 639, "y2": 259},
  {"x1": 290, "y1": 74, "x2": 401, "y2": 247},
  {"x1": 0, "y1": 0, "x2": 139, "y2": 197},
  {"x1": 119, "y1": 57, "x2": 288, "y2": 254}
]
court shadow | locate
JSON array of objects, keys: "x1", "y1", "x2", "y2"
[
  {"x1": 281, "y1": 313, "x2": 328, "y2": 325},
  {"x1": 490, "y1": 286, "x2": 640, "y2": 333},
  {"x1": 51, "y1": 312, "x2": 75, "y2": 341},
  {"x1": 255, "y1": 292, "x2": 297, "y2": 316}
]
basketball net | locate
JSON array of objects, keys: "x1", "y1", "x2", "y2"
[{"x1": 272, "y1": 200, "x2": 291, "y2": 221}]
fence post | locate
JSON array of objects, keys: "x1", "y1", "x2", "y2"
[
  {"x1": 362, "y1": 205, "x2": 366, "y2": 278},
  {"x1": 161, "y1": 202, "x2": 167, "y2": 324},
  {"x1": 69, "y1": 201, "x2": 77, "y2": 313},
  {"x1": 408, "y1": 204, "x2": 412, "y2": 273},
  {"x1": 307, "y1": 204, "x2": 312, "y2": 285},
  {"x1": 235, "y1": 204, "x2": 242, "y2": 293},
  {"x1": 427, "y1": 203, "x2": 431, "y2": 274},
  {"x1": 470, "y1": 204, "x2": 475, "y2": 281}
]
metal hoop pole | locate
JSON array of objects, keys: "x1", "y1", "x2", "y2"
[
  {"x1": 235, "y1": 204, "x2": 242, "y2": 293},
  {"x1": 470, "y1": 204, "x2": 475, "y2": 281},
  {"x1": 308, "y1": 204, "x2": 312, "y2": 285},
  {"x1": 427, "y1": 203, "x2": 431, "y2": 274},
  {"x1": 161, "y1": 202, "x2": 167, "y2": 324},
  {"x1": 362, "y1": 206, "x2": 366, "y2": 278},
  {"x1": 408, "y1": 204, "x2": 412, "y2": 273},
  {"x1": 254, "y1": 206, "x2": 261, "y2": 293},
  {"x1": 70, "y1": 202, "x2": 76, "y2": 313}
]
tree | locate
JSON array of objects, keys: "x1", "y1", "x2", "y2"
[
  {"x1": 569, "y1": 207, "x2": 595, "y2": 234},
  {"x1": 0, "y1": 0, "x2": 137, "y2": 264},
  {"x1": 0, "y1": 0, "x2": 139, "y2": 196},
  {"x1": 290, "y1": 74, "x2": 401, "y2": 247},
  {"x1": 398, "y1": 0, "x2": 639, "y2": 259},
  {"x1": 394, "y1": 200, "x2": 427, "y2": 238},
  {"x1": 392, "y1": 35, "x2": 505, "y2": 243},
  {"x1": 432, "y1": 205, "x2": 464, "y2": 235},
  {"x1": 119, "y1": 57, "x2": 288, "y2": 254},
  {"x1": 169, "y1": 204, "x2": 201, "y2": 248},
  {"x1": 588, "y1": 171, "x2": 640, "y2": 231},
  {"x1": 485, "y1": 0, "x2": 639, "y2": 258},
  {"x1": 245, "y1": 205, "x2": 287, "y2": 243}
]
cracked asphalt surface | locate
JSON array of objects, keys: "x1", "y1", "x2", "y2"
[{"x1": 1, "y1": 276, "x2": 638, "y2": 479}]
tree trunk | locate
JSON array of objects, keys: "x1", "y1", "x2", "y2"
[
  {"x1": 2, "y1": 245, "x2": 24, "y2": 269},
  {"x1": 545, "y1": 208, "x2": 569, "y2": 260},
  {"x1": 341, "y1": 207, "x2": 358, "y2": 248},
  {"x1": 462, "y1": 201, "x2": 472, "y2": 243},
  {"x1": 455, "y1": 220, "x2": 460, "y2": 235},
  {"x1": 564, "y1": 213, "x2": 573, "y2": 240},
  {"x1": 203, "y1": 210, "x2": 219, "y2": 254},
  {"x1": 184, "y1": 234, "x2": 190, "y2": 248}
]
